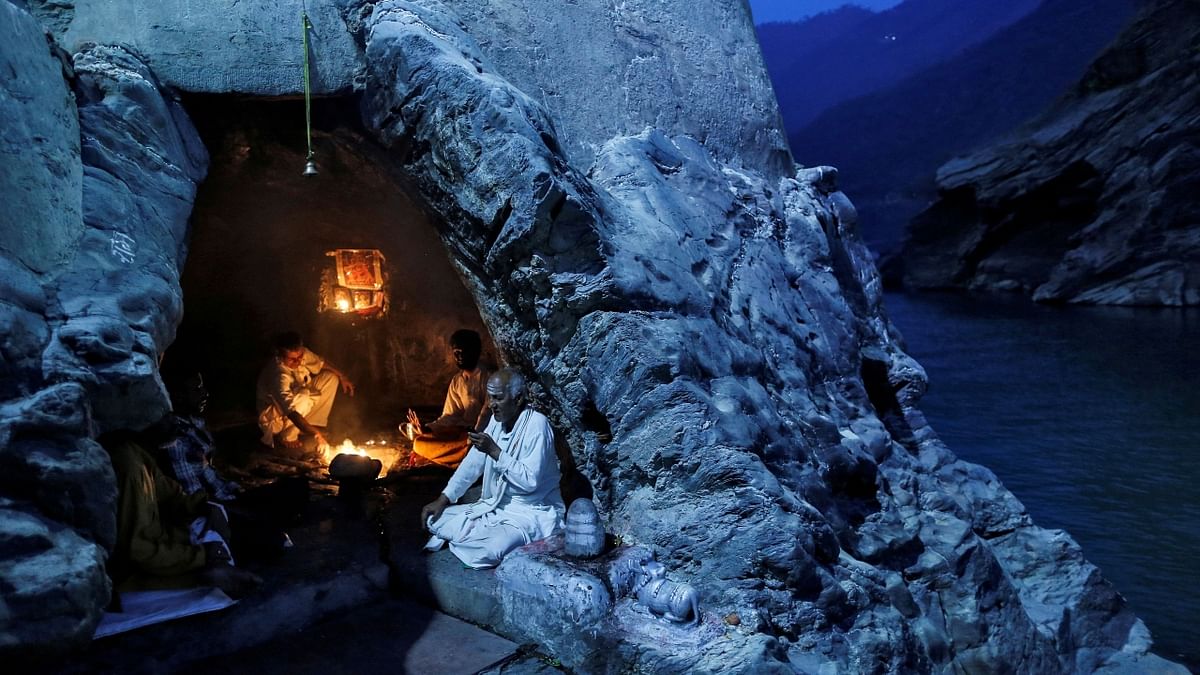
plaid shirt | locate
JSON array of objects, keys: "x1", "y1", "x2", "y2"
[{"x1": 160, "y1": 415, "x2": 240, "y2": 501}]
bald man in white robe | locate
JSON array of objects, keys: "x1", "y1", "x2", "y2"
[{"x1": 420, "y1": 369, "x2": 564, "y2": 569}]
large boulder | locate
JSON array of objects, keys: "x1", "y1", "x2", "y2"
[
  {"x1": 43, "y1": 42, "x2": 209, "y2": 432},
  {"x1": 357, "y1": 1, "x2": 1179, "y2": 670},
  {"x1": 0, "y1": 0, "x2": 1185, "y2": 670},
  {"x1": 896, "y1": 0, "x2": 1200, "y2": 306},
  {"x1": 0, "y1": 3, "x2": 206, "y2": 655}
]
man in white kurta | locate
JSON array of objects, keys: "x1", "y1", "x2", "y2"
[
  {"x1": 256, "y1": 332, "x2": 354, "y2": 449},
  {"x1": 432, "y1": 365, "x2": 491, "y2": 430},
  {"x1": 408, "y1": 330, "x2": 491, "y2": 467},
  {"x1": 420, "y1": 369, "x2": 564, "y2": 569}
]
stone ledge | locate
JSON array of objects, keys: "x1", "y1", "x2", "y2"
[
  {"x1": 384, "y1": 487, "x2": 746, "y2": 673},
  {"x1": 57, "y1": 494, "x2": 389, "y2": 674}
]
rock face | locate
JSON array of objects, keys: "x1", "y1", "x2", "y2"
[
  {"x1": 444, "y1": 0, "x2": 792, "y2": 178},
  {"x1": 0, "y1": 0, "x2": 1185, "y2": 671},
  {"x1": 896, "y1": 0, "x2": 1200, "y2": 306},
  {"x1": 1, "y1": 4, "x2": 206, "y2": 655},
  {"x1": 32, "y1": 0, "x2": 365, "y2": 95}
]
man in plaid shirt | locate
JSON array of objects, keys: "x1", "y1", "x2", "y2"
[
  {"x1": 158, "y1": 370, "x2": 306, "y2": 560},
  {"x1": 160, "y1": 380, "x2": 242, "y2": 501}
]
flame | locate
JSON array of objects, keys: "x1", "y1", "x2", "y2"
[
  {"x1": 335, "y1": 297, "x2": 351, "y2": 312},
  {"x1": 321, "y1": 437, "x2": 404, "y2": 472}
]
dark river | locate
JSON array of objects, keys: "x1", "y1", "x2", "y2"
[{"x1": 884, "y1": 291, "x2": 1199, "y2": 669}]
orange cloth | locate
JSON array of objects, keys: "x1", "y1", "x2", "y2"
[{"x1": 412, "y1": 432, "x2": 471, "y2": 468}]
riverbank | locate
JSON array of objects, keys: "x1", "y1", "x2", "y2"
[{"x1": 884, "y1": 291, "x2": 1200, "y2": 668}]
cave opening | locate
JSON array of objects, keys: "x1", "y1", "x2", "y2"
[{"x1": 169, "y1": 95, "x2": 497, "y2": 437}]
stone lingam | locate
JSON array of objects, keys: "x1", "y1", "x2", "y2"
[{"x1": 563, "y1": 498, "x2": 605, "y2": 558}]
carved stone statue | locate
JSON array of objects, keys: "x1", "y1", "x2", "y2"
[
  {"x1": 633, "y1": 560, "x2": 700, "y2": 625},
  {"x1": 564, "y1": 498, "x2": 605, "y2": 558}
]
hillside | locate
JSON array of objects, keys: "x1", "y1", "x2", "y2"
[
  {"x1": 896, "y1": 0, "x2": 1199, "y2": 306},
  {"x1": 788, "y1": 0, "x2": 1137, "y2": 251},
  {"x1": 756, "y1": 0, "x2": 1041, "y2": 133}
]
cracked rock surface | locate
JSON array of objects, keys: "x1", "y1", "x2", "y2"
[{"x1": 0, "y1": 0, "x2": 1186, "y2": 671}]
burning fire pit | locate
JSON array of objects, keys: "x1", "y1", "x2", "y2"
[
  {"x1": 328, "y1": 452, "x2": 382, "y2": 482},
  {"x1": 321, "y1": 438, "x2": 406, "y2": 484}
]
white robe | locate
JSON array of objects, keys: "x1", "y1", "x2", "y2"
[
  {"x1": 428, "y1": 409, "x2": 564, "y2": 568},
  {"x1": 429, "y1": 366, "x2": 491, "y2": 431},
  {"x1": 255, "y1": 348, "x2": 337, "y2": 445}
]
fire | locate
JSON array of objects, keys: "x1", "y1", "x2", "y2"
[{"x1": 320, "y1": 437, "x2": 404, "y2": 473}]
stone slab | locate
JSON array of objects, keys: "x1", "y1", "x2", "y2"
[{"x1": 179, "y1": 598, "x2": 518, "y2": 675}]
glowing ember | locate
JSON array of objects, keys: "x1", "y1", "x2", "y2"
[{"x1": 320, "y1": 437, "x2": 404, "y2": 473}]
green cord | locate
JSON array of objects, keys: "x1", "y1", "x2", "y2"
[{"x1": 302, "y1": 11, "x2": 313, "y2": 161}]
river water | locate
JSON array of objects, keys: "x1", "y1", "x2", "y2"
[{"x1": 884, "y1": 291, "x2": 1199, "y2": 669}]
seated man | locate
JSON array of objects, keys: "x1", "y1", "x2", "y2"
[
  {"x1": 158, "y1": 370, "x2": 307, "y2": 559},
  {"x1": 419, "y1": 369, "x2": 564, "y2": 569},
  {"x1": 105, "y1": 434, "x2": 260, "y2": 598},
  {"x1": 256, "y1": 331, "x2": 355, "y2": 450},
  {"x1": 407, "y1": 329, "x2": 491, "y2": 467},
  {"x1": 159, "y1": 371, "x2": 241, "y2": 501}
]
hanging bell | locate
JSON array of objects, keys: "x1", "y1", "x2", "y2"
[{"x1": 302, "y1": 159, "x2": 319, "y2": 177}]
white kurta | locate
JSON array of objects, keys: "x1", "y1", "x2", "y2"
[
  {"x1": 428, "y1": 409, "x2": 564, "y2": 568},
  {"x1": 429, "y1": 366, "x2": 491, "y2": 431},
  {"x1": 255, "y1": 348, "x2": 337, "y2": 445}
]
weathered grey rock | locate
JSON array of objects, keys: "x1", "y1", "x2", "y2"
[
  {"x1": 0, "y1": 0, "x2": 1185, "y2": 670},
  {"x1": 32, "y1": 0, "x2": 365, "y2": 95},
  {"x1": 1, "y1": 4, "x2": 207, "y2": 656},
  {"x1": 495, "y1": 541, "x2": 614, "y2": 666},
  {"x1": 43, "y1": 42, "x2": 208, "y2": 432},
  {"x1": 0, "y1": 501, "x2": 111, "y2": 656},
  {"x1": 32, "y1": 0, "x2": 790, "y2": 177},
  {"x1": 897, "y1": 0, "x2": 1200, "y2": 306},
  {"x1": 357, "y1": 1, "x2": 1178, "y2": 671},
  {"x1": 1, "y1": 0, "x2": 82, "y2": 275},
  {"x1": 444, "y1": 0, "x2": 792, "y2": 177},
  {"x1": 0, "y1": 383, "x2": 117, "y2": 549}
]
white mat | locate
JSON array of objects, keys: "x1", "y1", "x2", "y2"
[{"x1": 93, "y1": 587, "x2": 237, "y2": 639}]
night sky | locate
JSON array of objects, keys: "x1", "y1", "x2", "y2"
[{"x1": 747, "y1": 0, "x2": 903, "y2": 23}]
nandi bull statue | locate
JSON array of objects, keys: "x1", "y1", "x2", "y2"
[{"x1": 632, "y1": 560, "x2": 700, "y2": 625}]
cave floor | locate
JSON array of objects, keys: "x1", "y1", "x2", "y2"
[{"x1": 59, "y1": 425, "x2": 564, "y2": 675}]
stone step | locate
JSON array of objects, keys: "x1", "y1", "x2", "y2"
[
  {"x1": 177, "y1": 597, "x2": 519, "y2": 675},
  {"x1": 382, "y1": 469, "x2": 510, "y2": 634}
]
